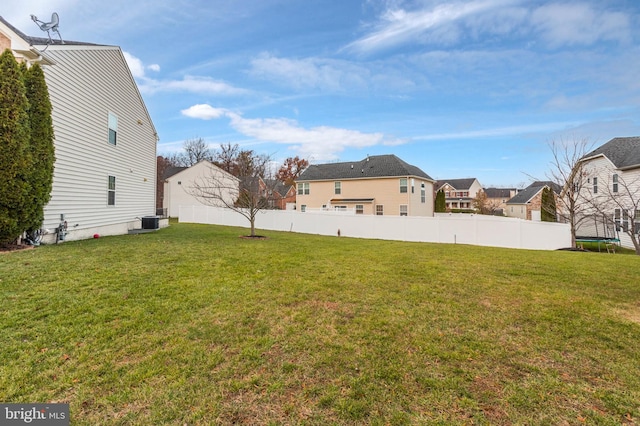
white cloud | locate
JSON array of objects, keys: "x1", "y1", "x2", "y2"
[
  {"x1": 122, "y1": 52, "x2": 160, "y2": 79},
  {"x1": 122, "y1": 52, "x2": 244, "y2": 96},
  {"x1": 344, "y1": 0, "x2": 515, "y2": 53},
  {"x1": 531, "y1": 3, "x2": 631, "y2": 47},
  {"x1": 249, "y1": 53, "x2": 420, "y2": 93},
  {"x1": 181, "y1": 104, "x2": 228, "y2": 120},
  {"x1": 345, "y1": 0, "x2": 634, "y2": 53},
  {"x1": 250, "y1": 54, "x2": 365, "y2": 91},
  {"x1": 180, "y1": 104, "x2": 406, "y2": 160},
  {"x1": 123, "y1": 51, "x2": 145, "y2": 78},
  {"x1": 413, "y1": 122, "x2": 581, "y2": 141},
  {"x1": 139, "y1": 75, "x2": 248, "y2": 96}
]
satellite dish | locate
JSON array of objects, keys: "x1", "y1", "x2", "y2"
[{"x1": 30, "y1": 12, "x2": 64, "y2": 48}]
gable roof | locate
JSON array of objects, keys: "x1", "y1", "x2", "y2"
[
  {"x1": 582, "y1": 137, "x2": 640, "y2": 170},
  {"x1": 435, "y1": 178, "x2": 477, "y2": 191},
  {"x1": 163, "y1": 166, "x2": 188, "y2": 180},
  {"x1": 264, "y1": 179, "x2": 294, "y2": 197},
  {"x1": 297, "y1": 154, "x2": 433, "y2": 182},
  {"x1": 527, "y1": 180, "x2": 562, "y2": 194},
  {"x1": 484, "y1": 188, "x2": 514, "y2": 198},
  {"x1": 506, "y1": 184, "x2": 546, "y2": 205}
]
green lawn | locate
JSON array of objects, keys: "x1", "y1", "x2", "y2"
[{"x1": 1, "y1": 223, "x2": 639, "y2": 425}]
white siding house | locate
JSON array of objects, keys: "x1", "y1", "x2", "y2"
[
  {"x1": 577, "y1": 137, "x2": 640, "y2": 252},
  {"x1": 164, "y1": 161, "x2": 239, "y2": 218},
  {"x1": 1, "y1": 17, "x2": 159, "y2": 242}
]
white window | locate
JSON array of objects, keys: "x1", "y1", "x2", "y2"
[
  {"x1": 400, "y1": 205, "x2": 408, "y2": 216},
  {"x1": 593, "y1": 177, "x2": 598, "y2": 194},
  {"x1": 301, "y1": 204, "x2": 306, "y2": 212},
  {"x1": 108, "y1": 112, "x2": 118, "y2": 145},
  {"x1": 108, "y1": 176, "x2": 116, "y2": 205},
  {"x1": 421, "y1": 183, "x2": 426, "y2": 203},
  {"x1": 297, "y1": 182, "x2": 310, "y2": 195},
  {"x1": 614, "y1": 209, "x2": 629, "y2": 232},
  {"x1": 411, "y1": 178, "x2": 415, "y2": 194},
  {"x1": 334, "y1": 181, "x2": 341, "y2": 195},
  {"x1": 612, "y1": 174, "x2": 618, "y2": 193},
  {"x1": 376, "y1": 205, "x2": 384, "y2": 215},
  {"x1": 400, "y1": 178, "x2": 407, "y2": 193},
  {"x1": 355, "y1": 204, "x2": 363, "y2": 214}
]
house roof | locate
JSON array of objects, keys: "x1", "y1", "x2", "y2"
[
  {"x1": 582, "y1": 137, "x2": 640, "y2": 170},
  {"x1": 505, "y1": 180, "x2": 560, "y2": 205},
  {"x1": 484, "y1": 188, "x2": 514, "y2": 198},
  {"x1": 297, "y1": 154, "x2": 433, "y2": 182},
  {"x1": 435, "y1": 178, "x2": 477, "y2": 191},
  {"x1": 0, "y1": 16, "x2": 101, "y2": 47},
  {"x1": 506, "y1": 185, "x2": 545, "y2": 205},
  {"x1": 162, "y1": 166, "x2": 188, "y2": 180},
  {"x1": 264, "y1": 179, "x2": 294, "y2": 197},
  {"x1": 528, "y1": 180, "x2": 562, "y2": 194}
]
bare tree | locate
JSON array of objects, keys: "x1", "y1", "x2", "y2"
[
  {"x1": 546, "y1": 137, "x2": 595, "y2": 247},
  {"x1": 213, "y1": 142, "x2": 240, "y2": 174},
  {"x1": 183, "y1": 137, "x2": 213, "y2": 166},
  {"x1": 163, "y1": 137, "x2": 213, "y2": 167},
  {"x1": 187, "y1": 149, "x2": 280, "y2": 237}
]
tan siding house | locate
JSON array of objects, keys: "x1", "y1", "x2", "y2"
[
  {"x1": 1, "y1": 17, "x2": 158, "y2": 242},
  {"x1": 296, "y1": 155, "x2": 435, "y2": 216}
]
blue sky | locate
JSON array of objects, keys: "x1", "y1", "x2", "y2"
[{"x1": 5, "y1": 0, "x2": 640, "y2": 187}]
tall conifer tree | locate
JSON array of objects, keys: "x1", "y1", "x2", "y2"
[
  {"x1": 435, "y1": 189, "x2": 447, "y2": 212},
  {"x1": 541, "y1": 187, "x2": 557, "y2": 222},
  {"x1": 23, "y1": 62, "x2": 55, "y2": 234},
  {"x1": 0, "y1": 49, "x2": 31, "y2": 244}
]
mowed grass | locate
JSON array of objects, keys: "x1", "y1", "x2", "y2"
[{"x1": 1, "y1": 223, "x2": 640, "y2": 425}]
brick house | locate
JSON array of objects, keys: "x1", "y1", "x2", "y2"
[{"x1": 505, "y1": 181, "x2": 560, "y2": 221}]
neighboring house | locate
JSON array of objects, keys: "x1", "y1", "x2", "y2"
[
  {"x1": 576, "y1": 137, "x2": 640, "y2": 250},
  {"x1": 484, "y1": 187, "x2": 518, "y2": 215},
  {"x1": 435, "y1": 178, "x2": 484, "y2": 210},
  {"x1": 505, "y1": 181, "x2": 560, "y2": 221},
  {"x1": 295, "y1": 154, "x2": 435, "y2": 216},
  {"x1": 163, "y1": 160, "x2": 239, "y2": 217},
  {"x1": 1, "y1": 17, "x2": 159, "y2": 242},
  {"x1": 262, "y1": 179, "x2": 296, "y2": 210}
]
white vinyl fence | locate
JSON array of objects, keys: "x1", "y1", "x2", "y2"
[{"x1": 179, "y1": 205, "x2": 572, "y2": 250}]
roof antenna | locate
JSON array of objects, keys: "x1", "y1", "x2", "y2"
[{"x1": 31, "y1": 12, "x2": 64, "y2": 51}]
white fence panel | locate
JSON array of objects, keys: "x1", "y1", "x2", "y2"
[{"x1": 178, "y1": 205, "x2": 572, "y2": 250}]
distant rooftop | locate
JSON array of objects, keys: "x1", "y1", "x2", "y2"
[
  {"x1": 298, "y1": 154, "x2": 433, "y2": 181},
  {"x1": 435, "y1": 178, "x2": 477, "y2": 191}
]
